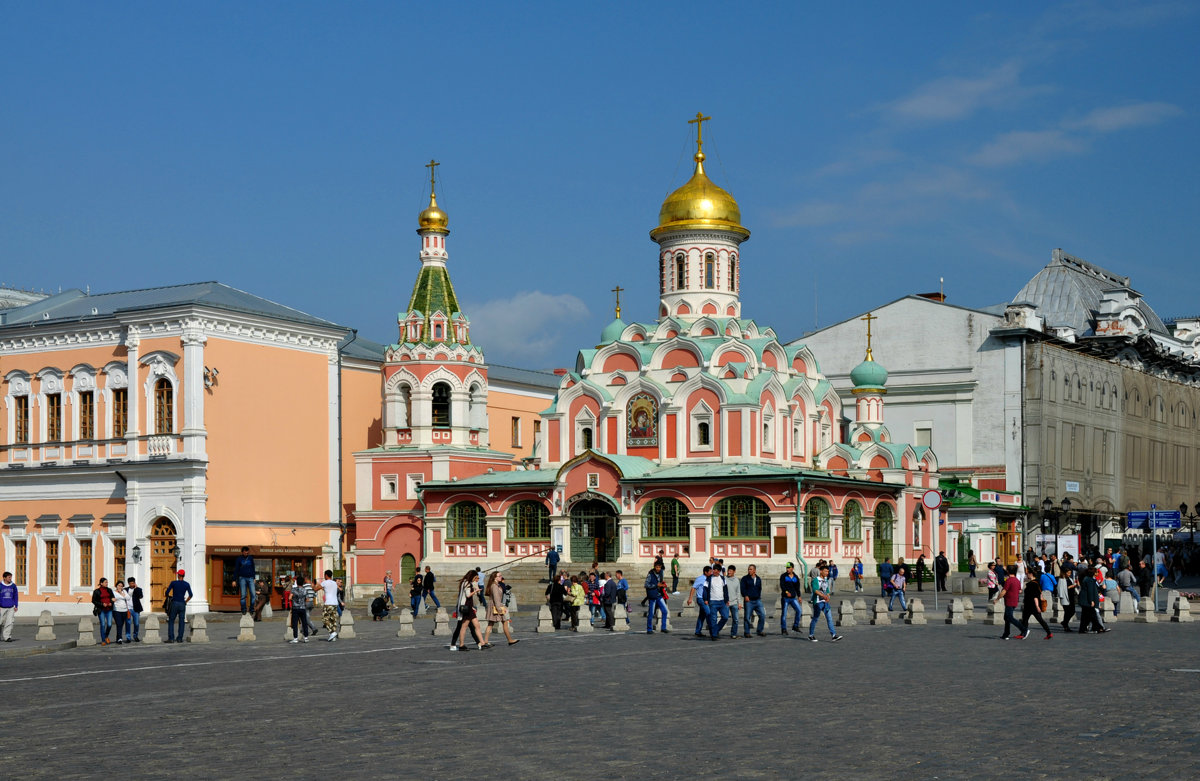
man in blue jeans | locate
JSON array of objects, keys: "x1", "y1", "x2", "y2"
[
  {"x1": 725, "y1": 565, "x2": 741, "y2": 638},
  {"x1": 808, "y1": 564, "x2": 842, "y2": 642},
  {"x1": 165, "y1": 569, "x2": 193, "y2": 643},
  {"x1": 687, "y1": 566, "x2": 712, "y2": 636},
  {"x1": 233, "y1": 546, "x2": 256, "y2": 615},
  {"x1": 740, "y1": 564, "x2": 766, "y2": 636},
  {"x1": 704, "y1": 566, "x2": 729, "y2": 641},
  {"x1": 779, "y1": 562, "x2": 803, "y2": 635},
  {"x1": 887, "y1": 568, "x2": 908, "y2": 612},
  {"x1": 644, "y1": 562, "x2": 669, "y2": 633}
]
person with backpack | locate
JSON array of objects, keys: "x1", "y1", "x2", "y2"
[
  {"x1": 807, "y1": 564, "x2": 843, "y2": 642},
  {"x1": 288, "y1": 574, "x2": 311, "y2": 643}
]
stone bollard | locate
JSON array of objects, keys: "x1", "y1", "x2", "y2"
[
  {"x1": 35, "y1": 610, "x2": 56, "y2": 641},
  {"x1": 612, "y1": 604, "x2": 629, "y2": 632},
  {"x1": 262, "y1": 602, "x2": 273, "y2": 620},
  {"x1": 507, "y1": 595, "x2": 520, "y2": 615},
  {"x1": 946, "y1": 598, "x2": 966, "y2": 625},
  {"x1": 338, "y1": 611, "x2": 356, "y2": 639},
  {"x1": 237, "y1": 613, "x2": 256, "y2": 642},
  {"x1": 77, "y1": 616, "x2": 96, "y2": 647},
  {"x1": 396, "y1": 608, "x2": 416, "y2": 636},
  {"x1": 679, "y1": 601, "x2": 698, "y2": 621},
  {"x1": 576, "y1": 612, "x2": 594, "y2": 633},
  {"x1": 837, "y1": 600, "x2": 856, "y2": 627},
  {"x1": 962, "y1": 598, "x2": 975, "y2": 622},
  {"x1": 432, "y1": 608, "x2": 451, "y2": 636},
  {"x1": 905, "y1": 598, "x2": 927, "y2": 625},
  {"x1": 189, "y1": 615, "x2": 209, "y2": 643},
  {"x1": 1135, "y1": 597, "x2": 1157, "y2": 623},
  {"x1": 143, "y1": 615, "x2": 163, "y2": 644},
  {"x1": 1167, "y1": 590, "x2": 1180, "y2": 613},
  {"x1": 1172, "y1": 597, "x2": 1192, "y2": 623},
  {"x1": 853, "y1": 598, "x2": 869, "y2": 624},
  {"x1": 1101, "y1": 597, "x2": 1116, "y2": 625},
  {"x1": 284, "y1": 617, "x2": 296, "y2": 641},
  {"x1": 1118, "y1": 592, "x2": 1137, "y2": 621},
  {"x1": 1042, "y1": 591, "x2": 1061, "y2": 622},
  {"x1": 536, "y1": 605, "x2": 556, "y2": 633},
  {"x1": 871, "y1": 599, "x2": 892, "y2": 625},
  {"x1": 985, "y1": 602, "x2": 1004, "y2": 626}
]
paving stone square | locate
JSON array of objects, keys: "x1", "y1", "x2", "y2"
[{"x1": 1, "y1": 610, "x2": 1198, "y2": 779}]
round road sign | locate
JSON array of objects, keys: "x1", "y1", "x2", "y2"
[{"x1": 921, "y1": 490, "x2": 942, "y2": 510}]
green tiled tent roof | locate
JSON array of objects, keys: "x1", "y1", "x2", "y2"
[{"x1": 402, "y1": 265, "x2": 468, "y2": 345}]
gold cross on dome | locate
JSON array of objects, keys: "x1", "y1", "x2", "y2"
[
  {"x1": 611, "y1": 285, "x2": 624, "y2": 319},
  {"x1": 425, "y1": 159, "x2": 440, "y2": 194},
  {"x1": 860, "y1": 311, "x2": 877, "y2": 361},
  {"x1": 688, "y1": 112, "x2": 711, "y2": 154}
]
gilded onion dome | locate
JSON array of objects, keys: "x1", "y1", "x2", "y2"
[
  {"x1": 418, "y1": 190, "x2": 448, "y2": 233},
  {"x1": 651, "y1": 151, "x2": 748, "y2": 240}
]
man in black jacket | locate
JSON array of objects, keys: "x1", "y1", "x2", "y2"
[
  {"x1": 935, "y1": 552, "x2": 950, "y2": 592},
  {"x1": 741, "y1": 564, "x2": 765, "y2": 637},
  {"x1": 126, "y1": 576, "x2": 144, "y2": 642},
  {"x1": 601, "y1": 573, "x2": 618, "y2": 630}
]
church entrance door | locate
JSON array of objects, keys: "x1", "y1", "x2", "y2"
[
  {"x1": 149, "y1": 517, "x2": 178, "y2": 605},
  {"x1": 570, "y1": 500, "x2": 618, "y2": 562}
]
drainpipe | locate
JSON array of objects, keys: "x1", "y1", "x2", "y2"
[
  {"x1": 336, "y1": 329, "x2": 357, "y2": 572},
  {"x1": 417, "y1": 487, "x2": 428, "y2": 563},
  {"x1": 794, "y1": 476, "x2": 808, "y2": 582}
]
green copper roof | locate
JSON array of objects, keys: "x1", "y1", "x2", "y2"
[
  {"x1": 850, "y1": 358, "x2": 888, "y2": 390},
  {"x1": 601, "y1": 318, "x2": 626, "y2": 342},
  {"x1": 403, "y1": 264, "x2": 468, "y2": 345}
]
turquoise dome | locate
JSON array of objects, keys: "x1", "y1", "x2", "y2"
[
  {"x1": 850, "y1": 358, "x2": 888, "y2": 390},
  {"x1": 601, "y1": 318, "x2": 626, "y2": 343}
]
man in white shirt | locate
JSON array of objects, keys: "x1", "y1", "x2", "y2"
[
  {"x1": 320, "y1": 569, "x2": 342, "y2": 642},
  {"x1": 704, "y1": 566, "x2": 729, "y2": 641}
]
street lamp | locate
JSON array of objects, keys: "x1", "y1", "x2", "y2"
[
  {"x1": 1040, "y1": 497, "x2": 1071, "y2": 555},
  {"x1": 1180, "y1": 502, "x2": 1200, "y2": 536}
]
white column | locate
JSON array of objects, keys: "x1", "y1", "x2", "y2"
[
  {"x1": 125, "y1": 329, "x2": 141, "y2": 459},
  {"x1": 181, "y1": 326, "x2": 207, "y2": 457},
  {"x1": 327, "y1": 351, "x2": 339, "y2": 525}
]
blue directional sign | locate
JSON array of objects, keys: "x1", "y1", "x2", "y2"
[{"x1": 1127, "y1": 510, "x2": 1181, "y2": 529}]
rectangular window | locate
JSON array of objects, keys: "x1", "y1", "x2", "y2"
[
  {"x1": 44, "y1": 540, "x2": 59, "y2": 587},
  {"x1": 113, "y1": 539, "x2": 125, "y2": 584},
  {"x1": 915, "y1": 427, "x2": 932, "y2": 449},
  {"x1": 511, "y1": 416, "x2": 521, "y2": 447},
  {"x1": 79, "y1": 539, "x2": 93, "y2": 586},
  {"x1": 112, "y1": 388, "x2": 128, "y2": 438},
  {"x1": 534, "y1": 420, "x2": 541, "y2": 436},
  {"x1": 79, "y1": 392, "x2": 95, "y2": 440},
  {"x1": 13, "y1": 540, "x2": 27, "y2": 586},
  {"x1": 14, "y1": 395, "x2": 29, "y2": 443},
  {"x1": 46, "y1": 393, "x2": 62, "y2": 441},
  {"x1": 406, "y1": 473, "x2": 423, "y2": 501},
  {"x1": 154, "y1": 382, "x2": 174, "y2": 434}
]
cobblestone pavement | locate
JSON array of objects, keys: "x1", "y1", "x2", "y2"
[{"x1": 0, "y1": 608, "x2": 1198, "y2": 779}]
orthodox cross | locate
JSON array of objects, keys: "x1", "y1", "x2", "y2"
[
  {"x1": 688, "y1": 112, "x2": 711, "y2": 154},
  {"x1": 611, "y1": 285, "x2": 624, "y2": 319},
  {"x1": 861, "y1": 311, "x2": 877, "y2": 361},
  {"x1": 425, "y1": 159, "x2": 440, "y2": 195}
]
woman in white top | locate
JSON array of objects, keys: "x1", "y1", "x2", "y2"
[{"x1": 112, "y1": 581, "x2": 132, "y2": 646}]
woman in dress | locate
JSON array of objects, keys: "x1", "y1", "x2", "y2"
[
  {"x1": 451, "y1": 570, "x2": 484, "y2": 652},
  {"x1": 111, "y1": 581, "x2": 131, "y2": 645},
  {"x1": 1017, "y1": 568, "x2": 1053, "y2": 640},
  {"x1": 481, "y1": 572, "x2": 518, "y2": 647}
]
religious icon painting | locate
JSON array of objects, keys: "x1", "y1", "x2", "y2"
[{"x1": 627, "y1": 393, "x2": 658, "y2": 447}]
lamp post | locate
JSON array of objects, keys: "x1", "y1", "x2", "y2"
[
  {"x1": 1039, "y1": 497, "x2": 1071, "y2": 556},
  {"x1": 1179, "y1": 502, "x2": 1200, "y2": 538}
]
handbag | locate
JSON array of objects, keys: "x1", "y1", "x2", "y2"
[{"x1": 1039, "y1": 598, "x2": 1048, "y2": 612}]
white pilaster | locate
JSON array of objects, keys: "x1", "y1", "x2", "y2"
[{"x1": 181, "y1": 326, "x2": 207, "y2": 457}]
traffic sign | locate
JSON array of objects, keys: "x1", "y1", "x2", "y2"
[{"x1": 921, "y1": 490, "x2": 942, "y2": 510}]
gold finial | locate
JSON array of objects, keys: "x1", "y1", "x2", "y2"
[
  {"x1": 425, "y1": 159, "x2": 440, "y2": 201},
  {"x1": 860, "y1": 311, "x2": 877, "y2": 361},
  {"x1": 611, "y1": 284, "x2": 624, "y2": 319},
  {"x1": 688, "y1": 111, "x2": 711, "y2": 161}
]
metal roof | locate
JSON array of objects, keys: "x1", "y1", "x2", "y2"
[
  {"x1": 0, "y1": 281, "x2": 346, "y2": 330},
  {"x1": 1011, "y1": 250, "x2": 1169, "y2": 337},
  {"x1": 487, "y1": 363, "x2": 560, "y2": 390}
]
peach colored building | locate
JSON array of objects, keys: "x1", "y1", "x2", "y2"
[{"x1": 0, "y1": 283, "x2": 382, "y2": 615}]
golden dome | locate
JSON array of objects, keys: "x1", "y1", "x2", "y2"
[
  {"x1": 418, "y1": 191, "x2": 449, "y2": 233},
  {"x1": 651, "y1": 151, "x2": 749, "y2": 240}
]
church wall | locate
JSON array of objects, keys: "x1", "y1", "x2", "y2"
[{"x1": 484, "y1": 386, "x2": 548, "y2": 462}]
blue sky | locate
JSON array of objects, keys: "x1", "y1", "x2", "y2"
[{"x1": 3, "y1": 2, "x2": 1197, "y2": 368}]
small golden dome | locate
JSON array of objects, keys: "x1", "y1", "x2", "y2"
[
  {"x1": 651, "y1": 152, "x2": 749, "y2": 240},
  {"x1": 418, "y1": 191, "x2": 448, "y2": 232}
]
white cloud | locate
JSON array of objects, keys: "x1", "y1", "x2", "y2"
[
  {"x1": 968, "y1": 129, "x2": 1087, "y2": 167},
  {"x1": 466, "y1": 291, "x2": 589, "y2": 365},
  {"x1": 1066, "y1": 101, "x2": 1183, "y2": 133},
  {"x1": 885, "y1": 61, "x2": 1051, "y2": 122},
  {"x1": 1040, "y1": 0, "x2": 1193, "y2": 32}
]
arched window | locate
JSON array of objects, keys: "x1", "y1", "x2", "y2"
[
  {"x1": 641, "y1": 498, "x2": 690, "y2": 538},
  {"x1": 728, "y1": 255, "x2": 737, "y2": 291},
  {"x1": 431, "y1": 382, "x2": 451, "y2": 427},
  {"x1": 714, "y1": 496, "x2": 770, "y2": 538},
  {"x1": 704, "y1": 252, "x2": 715, "y2": 288},
  {"x1": 804, "y1": 498, "x2": 830, "y2": 539},
  {"x1": 675, "y1": 253, "x2": 686, "y2": 290},
  {"x1": 697, "y1": 421, "x2": 710, "y2": 447},
  {"x1": 844, "y1": 500, "x2": 862, "y2": 541},
  {"x1": 447, "y1": 501, "x2": 486, "y2": 540},
  {"x1": 507, "y1": 501, "x2": 550, "y2": 539},
  {"x1": 153, "y1": 378, "x2": 173, "y2": 434},
  {"x1": 581, "y1": 426, "x2": 593, "y2": 449},
  {"x1": 913, "y1": 507, "x2": 923, "y2": 548}
]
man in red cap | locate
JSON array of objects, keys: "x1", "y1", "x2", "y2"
[{"x1": 164, "y1": 569, "x2": 193, "y2": 643}]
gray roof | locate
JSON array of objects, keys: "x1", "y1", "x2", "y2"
[
  {"x1": 339, "y1": 334, "x2": 386, "y2": 362},
  {"x1": 487, "y1": 363, "x2": 560, "y2": 390},
  {"x1": 1012, "y1": 251, "x2": 1169, "y2": 337},
  {"x1": 0, "y1": 281, "x2": 346, "y2": 330}
]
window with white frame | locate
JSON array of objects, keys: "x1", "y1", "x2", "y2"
[
  {"x1": 762, "y1": 404, "x2": 775, "y2": 453},
  {"x1": 690, "y1": 401, "x2": 714, "y2": 451},
  {"x1": 381, "y1": 474, "x2": 399, "y2": 500},
  {"x1": 575, "y1": 409, "x2": 596, "y2": 454},
  {"x1": 793, "y1": 420, "x2": 805, "y2": 457},
  {"x1": 406, "y1": 473, "x2": 423, "y2": 500}
]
